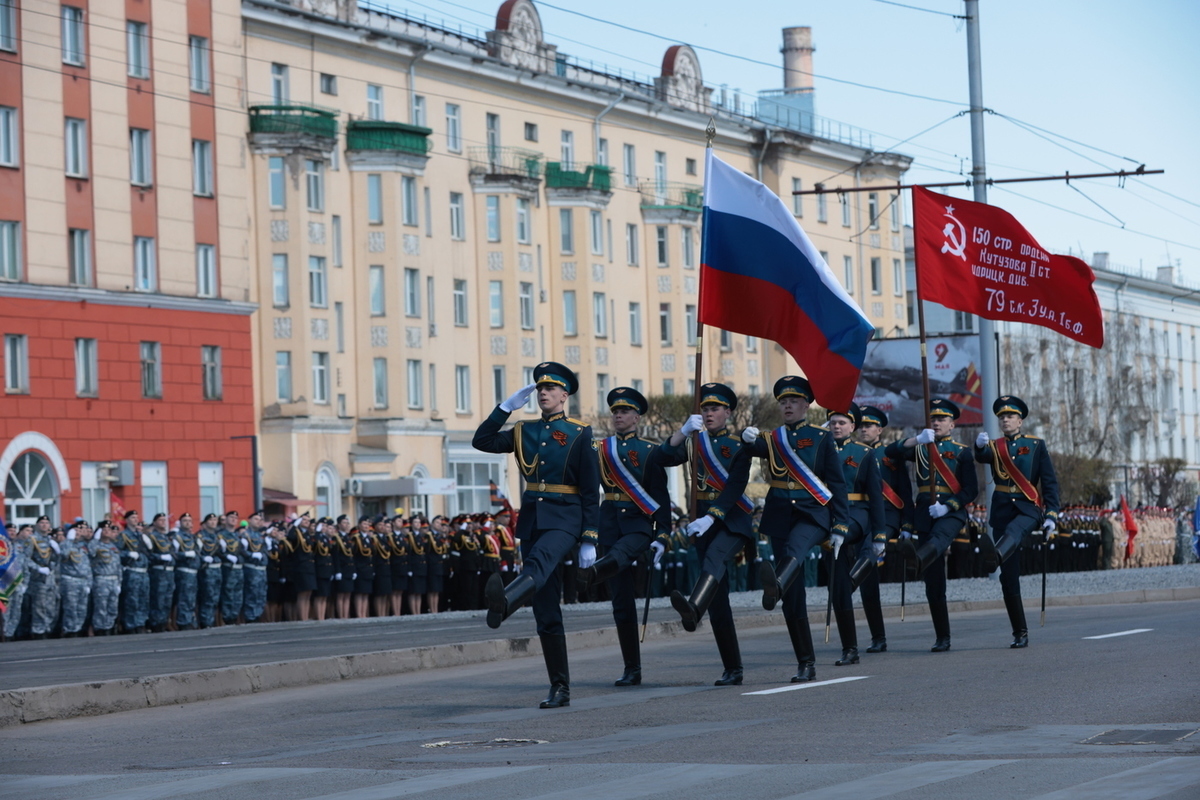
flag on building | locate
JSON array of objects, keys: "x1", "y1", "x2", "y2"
[
  {"x1": 0, "y1": 517, "x2": 21, "y2": 613},
  {"x1": 912, "y1": 186, "x2": 1104, "y2": 348},
  {"x1": 699, "y1": 150, "x2": 874, "y2": 411}
]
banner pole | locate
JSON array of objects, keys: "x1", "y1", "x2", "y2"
[
  {"x1": 689, "y1": 120, "x2": 717, "y2": 524},
  {"x1": 912, "y1": 188, "x2": 935, "y2": 600}
]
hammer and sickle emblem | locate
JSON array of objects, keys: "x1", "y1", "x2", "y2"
[{"x1": 940, "y1": 213, "x2": 968, "y2": 261}]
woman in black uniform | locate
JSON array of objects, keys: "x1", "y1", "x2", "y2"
[
  {"x1": 425, "y1": 524, "x2": 447, "y2": 613},
  {"x1": 287, "y1": 514, "x2": 316, "y2": 621},
  {"x1": 352, "y1": 516, "x2": 375, "y2": 619},
  {"x1": 331, "y1": 515, "x2": 355, "y2": 619},
  {"x1": 389, "y1": 515, "x2": 409, "y2": 616},
  {"x1": 312, "y1": 518, "x2": 334, "y2": 621},
  {"x1": 371, "y1": 517, "x2": 393, "y2": 618},
  {"x1": 406, "y1": 520, "x2": 429, "y2": 615}
]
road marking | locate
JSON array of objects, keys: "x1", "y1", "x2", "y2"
[
  {"x1": 742, "y1": 675, "x2": 870, "y2": 696},
  {"x1": 1083, "y1": 628, "x2": 1153, "y2": 640},
  {"x1": 1028, "y1": 756, "x2": 1200, "y2": 799},
  {"x1": 300, "y1": 766, "x2": 539, "y2": 800},
  {"x1": 777, "y1": 760, "x2": 1013, "y2": 800}
]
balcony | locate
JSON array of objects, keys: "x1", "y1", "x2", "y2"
[
  {"x1": 544, "y1": 162, "x2": 613, "y2": 207},
  {"x1": 346, "y1": 120, "x2": 432, "y2": 156},
  {"x1": 638, "y1": 181, "x2": 703, "y2": 222},
  {"x1": 248, "y1": 104, "x2": 338, "y2": 153},
  {"x1": 469, "y1": 146, "x2": 543, "y2": 179}
]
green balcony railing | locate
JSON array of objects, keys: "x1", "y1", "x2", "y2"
[
  {"x1": 248, "y1": 104, "x2": 338, "y2": 138},
  {"x1": 638, "y1": 181, "x2": 704, "y2": 211},
  {"x1": 468, "y1": 146, "x2": 543, "y2": 179},
  {"x1": 346, "y1": 120, "x2": 432, "y2": 155},
  {"x1": 545, "y1": 162, "x2": 613, "y2": 192}
]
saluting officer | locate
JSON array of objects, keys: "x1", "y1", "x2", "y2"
[
  {"x1": 975, "y1": 395, "x2": 1061, "y2": 648},
  {"x1": 886, "y1": 398, "x2": 978, "y2": 652},
  {"x1": 473, "y1": 362, "x2": 600, "y2": 709},
  {"x1": 663, "y1": 382, "x2": 755, "y2": 687},
  {"x1": 575, "y1": 386, "x2": 673, "y2": 687},
  {"x1": 743, "y1": 377, "x2": 849, "y2": 682},
  {"x1": 89, "y1": 521, "x2": 123, "y2": 635},
  {"x1": 853, "y1": 406, "x2": 913, "y2": 653}
]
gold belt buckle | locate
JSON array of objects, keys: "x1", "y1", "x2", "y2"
[{"x1": 539, "y1": 482, "x2": 546, "y2": 492}]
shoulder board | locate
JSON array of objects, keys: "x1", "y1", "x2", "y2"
[
  {"x1": 948, "y1": 440, "x2": 967, "y2": 448},
  {"x1": 1021, "y1": 434, "x2": 1042, "y2": 441},
  {"x1": 567, "y1": 417, "x2": 587, "y2": 427},
  {"x1": 641, "y1": 437, "x2": 662, "y2": 446}
]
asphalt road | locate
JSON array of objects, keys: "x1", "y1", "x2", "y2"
[{"x1": 2, "y1": 599, "x2": 1198, "y2": 799}]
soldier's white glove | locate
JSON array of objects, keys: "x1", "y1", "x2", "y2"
[
  {"x1": 742, "y1": 426, "x2": 760, "y2": 444},
  {"x1": 334, "y1": 573, "x2": 342, "y2": 581},
  {"x1": 92, "y1": 529, "x2": 103, "y2": 541},
  {"x1": 679, "y1": 414, "x2": 704, "y2": 436},
  {"x1": 873, "y1": 541, "x2": 886, "y2": 558},
  {"x1": 929, "y1": 502, "x2": 949, "y2": 519},
  {"x1": 579, "y1": 542, "x2": 597, "y2": 569},
  {"x1": 831, "y1": 533, "x2": 844, "y2": 558},
  {"x1": 499, "y1": 382, "x2": 538, "y2": 413},
  {"x1": 141, "y1": 534, "x2": 153, "y2": 549},
  {"x1": 654, "y1": 562, "x2": 662, "y2": 570},
  {"x1": 49, "y1": 539, "x2": 61, "y2": 554},
  {"x1": 127, "y1": 551, "x2": 141, "y2": 561},
  {"x1": 252, "y1": 551, "x2": 264, "y2": 561},
  {"x1": 203, "y1": 555, "x2": 214, "y2": 563},
  {"x1": 225, "y1": 554, "x2": 238, "y2": 564},
  {"x1": 407, "y1": 571, "x2": 413, "y2": 577},
  {"x1": 159, "y1": 554, "x2": 173, "y2": 563},
  {"x1": 352, "y1": 573, "x2": 357, "y2": 580},
  {"x1": 67, "y1": 529, "x2": 76, "y2": 541},
  {"x1": 900, "y1": 529, "x2": 913, "y2": 540},
  {"x1": 240, "y1": 537, "x2": 249, "y2": 548},
  {"x1": 686, "y1": 515, "x2": 715, "y2": 538},
  {"x1": 501, "y1": 564, "x2": 509, "y2": 572},
  {"x1": 218, "y1": 537, "x2": 227, "y2": 551},
  {"x1": 1042, "y1": 518, "x2": 1057, "y2": 539},
  {"x1": 976, "y1": 431, "x2": 990, "y2": 448},
  {"x1": 184, "y1": 550, "x2": 196, "y2": 558},
  {"x1": 916, "y1": 429, "x2": 936, "y2": 445},
  {"x1": 650, "y1": 540, "x2": 666, "y2": 565},
  {"x1": 37, "y1": 566, "x2": 51, "y2": 575}
]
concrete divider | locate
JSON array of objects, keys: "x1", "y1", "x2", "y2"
[{"x1": 2, "y1": 586, "x2": 1196, "y2": 728}]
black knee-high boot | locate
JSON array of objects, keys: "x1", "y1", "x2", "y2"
[
  {"x1": 671, "y1": 572, "x2": 718, "y2": 633},
  {"x1": 1004, "y1": 594, "x2": 1028, "y2": 648},
  {"x1": 711, "y1": 620, "x2": 743, "y2": 686},
  {"x1": 834, "y1": 609, "x2": 860, "y2": 665},
  {"x1": 786, "y1": 616, "x2": 816, "y2": 683},
  {"x1": 539, "y1": 633, "x2": 570, "y2": 708},
  {"x1": 614, "y1": 620, "x2": 642, "y2": 686}
]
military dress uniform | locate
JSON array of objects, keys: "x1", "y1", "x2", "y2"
[
  {"x1": 406, "y1": 528, "x2": 428, "y2": 598},
  {"x1": 473, "y1": 362, "x2": 600, "y2": 708},
  {"x1": 974, "y1": 395, "x2": 1060, "y2": 648},
  {"x1": 118, "y1": 523, "x2": 150, "y2": 633},
  {"x1": 146, "y1": 524, "x2": 177, "y2": 631},
  {"x1": 746, "y1": 377, "x2": 850, "y2": 682},
  {"x1": 196, "y1": 523, "x2": 224, "y2": 627},
  {"x1": 663, "y1": 382, "x2": 757, "y2": 686},
  {"x1": 217, "y1": 526, "x2": 244, "y2": 623},
  {"x1": 453, "y1": 524, "x2": 480, "y2": 610},
  {"x1": 241, "y1": 524, "x2": 269, "y2": 622},
  {"x1": 88, "y1": 534, "x2": 123, "y2": 634},
  {"x1": 352, "y1": 521, "x2": 376, "y2": 599},
  {"x1": 575, "y1": 387, "x2": 673, "y2": 687},
  {"x1": 58, "y1": 528, "x2": 92, "y2": 636},
  {"x1": 173, "y1": 525, "x2": 201, "y2": 630},
  {"x1": 886, "y1": 398, "x2": 979, "y2": 652},
  {"x1": 425, "y1": 529, "x2": 448, "y2": 598},
  {"x1": 496, "y1": 520, "x2": 518, "y2": 585}
]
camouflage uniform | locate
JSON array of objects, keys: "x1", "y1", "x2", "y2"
[
  {"x1": 173, "y1": 528, "x2": 200, "y2": 629},
  {"x1": 118, "y1": 527, "x2": 150, "y2": 632},
  {"x1": 88, "y1": 536, "x2": 123, "y2": 633},
  {"x1": 27, "y1": 532, "x2": 60, "y2": 637},
  {"x1": 217, "y1": 528, "x2": 244, "y2": 622},
  {"x1": 3, "y1": 534, "x2": 29, "y2": 639},
  {"x1": 241, "y1": 526, "x2": 268, "y2": 622},
  {"x1": 58, "y1": 533, "x2": 93, "y2": 635},
  {"x1": 146, "y1": 528, "x2": 177, "y2": 630}
]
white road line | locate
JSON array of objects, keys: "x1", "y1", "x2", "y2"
[
  {"x1": 777, "y1": 760, "x2": 1013, "y2": 800},
  {"x1": 742, "y1": 676, "x2": 870, "y2": 696},
  {"x1": 1083, "y1": 628, "x2": 1153, "y2": 640},
  {"x1": 1028, "y1": 756, "x2": 1200, "y2": 800}
]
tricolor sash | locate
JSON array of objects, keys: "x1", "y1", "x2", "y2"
[
  {"x1": 697, "y1": 432, "x2": 755, "y2": 513},
  {"x1": 925, "y1": 443, "x2": 962, "y2": 494},
  {"x1": 991, "y1": 439, "x2": 1043, "y2": 508},
  {"x1": 601, "y1": 436, "x2": 660, "y2": 517},
  {"x1": 768, "y1": 426, "x2": 833, "y2": 506}
]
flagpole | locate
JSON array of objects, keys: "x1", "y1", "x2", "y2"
[
  {"x1": 689, "y1": 120, "x2": 716, "y2": 523},
  {"x1": 911, "y1": 187, "x2": 935, "y2": 609}
]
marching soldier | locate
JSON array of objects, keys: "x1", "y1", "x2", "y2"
[
  {"x1": 886, "y1": 398, "x2": 978, "y2": 652},
  {"x1": 58, "y1": 520, "x2": 93, "y2": 637},
  {"x1": 89, "y1": 521, "x2": 123, "y2": 635},
  {"x1": 473, "y1": 362, "x2": 600, "y2": 709},
  {"x1": 664, "y1": 382, "x2": 755, "y2": 686},
  {"x1": 196, "y1": 513, "x2": 223, "y2": 628},
  {"x1": 287, "y1": 514, "x2": 316, "y2": 621},
  {"x1": 575, "y1": 386, "x2": 673, "y2": 687},
  {"x1": 146, "y1": 513, "x2": 176, "y2": 632},
  {"x1": 743, "y1": 377, "x2": 849, "y2": 682},
  {"x1": 118, "y1": 511, "x2": 150, "y2": 634},
  {"x1": 27, "y1": 518, "x2": 61, "y2": 639},
  {"x1": 173, "y1": 513, "x2": 200, "y2": 630},
  {"x1": 372, "y1": 517, "x2": 394, "y2": 617},
  {"x1": 975, "y1": 395, "x2": 1060, "y2": 648}
]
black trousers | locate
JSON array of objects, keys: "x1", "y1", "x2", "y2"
[
  {"x1": 992, "y1": 505, "x2": 1041, "y2": 598},
  {"x1": 768, "y1": 515, "x2": 828, "y2": 625},
  {"x1": 694, "y1": 524, "x2": 746, "y2": 627},
  {"x1": 920, "y1": 513, "x2": 964, "y2": 633},
  {"x1": 604, "y1": 532, "x2": 652, "y2": 626},
  {"x1": 520, "y1": 528, "x2": 578, "y2": 637}
]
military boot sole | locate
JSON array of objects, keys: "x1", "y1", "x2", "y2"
[
  {"x1": 484, "y1": 573, "x2": 506, "y2": 630},
  {"x1": 670, "y1": 591, "x2": 698, "y2": 633},
  {"x1": 758, "y1": 562, "x2": 781, "y2": 611}
]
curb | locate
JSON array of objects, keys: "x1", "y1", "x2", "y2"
[{"x1": 2, "y1": 586, "x2": 1197, "y2": 728}]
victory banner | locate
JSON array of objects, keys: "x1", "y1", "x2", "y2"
[{"x1": 912, "y1": 186, "x2": 1105, "y2": 348}]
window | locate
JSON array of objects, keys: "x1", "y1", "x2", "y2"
[
  {"x1": 893, "y1": 258, "x2": 903, "y2": 297},
  {"x1": 593, "y1": 292, "x2": 608, "y2": 337},
  {"x1": 560, "y1": 130, "x2": 575, "y2": 169},
  {"x1": 0, "y1": 220, "x2": 18, "y2": 280},
  {"x1": 656, "y1": 226, "x2": 668, "y2": 267},
  {"x1": 192, "y1": 140, "x2": 212, "y2": 196},
  {"x1": 792, "y1": 177, "x2": 803, "y2": 216},
  {"x1": 654, "y1": 151, "x2": 667, "y2": 189},
  {"x1": 429, "y1": 363, "x2": 437, "y2": 413},
  {"x1": 590, "y1": 210, "x2": 603, "y2": 255},
  {"x1": 359, "y1": 173, "x2": 381, "y2": 223},
  {"x1": 871, "y1": 257, "x2": 882, "y2": 294},
  {"x1": 682, "y1": 227, "x2": 695, "y2": 269},
  {"x1": 198, "y1": 463, "x2": 223, "y2": 518},
  {"x1": 519, "y1": 282, "x2": 534, "y2": 330},
  {"x1": 309, "y1": 256, "x2": 327, "y2": 308},
  {"x1": 453, "y1": 280, "x2": 468, "y2": 326},
  {"x1": 868, "y1": 193, "x2": 880, "y2": 230},
  {"x1": 196, "y1": 244, "x2": 216, "y2": 298},
  {"x1": 74, "y1": 338, "x2": 97, "y2": 396},
  {"x1": 319, "y1": 72, "x2": 337, "y2": 95},
  {"x1": 492, "y1": 365, "x2": 506, "y2": 405},
  {"x1": 625, "y1": 224, "x2": 639, "y2": 266},
  {"x1": 686, "y1": 157, "x2": 697, "y2": 176},
  {"x1": 486, "y1": 196, "x2": 500, "y2": 242},
  {"x1": 275, "y1": 351, "x2": 292, "y2": 402},
  {"x1": 840, "y1": 193, "x2": 851, "y2": 227},
  {"x1": 489, "y1": 280, "x2": 503, "y2": 327},
  {"x1": 134, "y1": 236, "x2": 156, "y2": 291},
  {"x1": 524, "y1": 122, "x2": 538, "y2": 142},
  {"x1": 335, "y1": 302, "x2": 344, "y2": 353},
  {"x1": 369, "y1": 265, "x2": 385, "y2": 315},
  {"x1": 305, "y1": 159, "x2": 324, "y2": 212},
  {"x1": 406, "y1": 359, "x2": 423, "y2": 408},
  {"x1": 401, "y1": 176, "x2": 418, "y2": 227},
  {"x1": 485, "y1": 112, "x2": 500, "y2": 155},
  {"x1": 270, "y1": 63, "x2": 289, "y2": 104},
  {"x1": 449, "y1": 192, "x2": 465, "y2": 240},
  {"x1": 659, "y1": 303, "x2": 672, "y2": 346},
  {"x1": 516, "y1": 198, "x2": 531, "y2": 244},
  {"x1": 445, "y1": 104, "x2": 462, "y2": 152},
  {"x1": 623, "y1": 143, "x2": 636, "y2": 186},
  {"x1": 271, "y1": 254, "x2": 289, "y2": 307},
  {"x1": 5, "y1": 334, "x2": 28, "y2": 393},
  {"x1": 68, "y1": 228, "x2": 90, "y2": 286},
  {"x1": 597, "y1": 138, "x2": 608, "y2": 166},
  {"x1": 140, "y1": 462, "x2": 168, "y2": 521},
  {"x1": 843, "y1": 255, "x2": 854, "y2": 294},
  {"x1": 268, "y1": 157, "x2": 286, "y2": 209},
  {"x1": 747, "y1": 335, "x2": 758, "y2": 353},
  {"x1": 373, "y1": 358, "x2": 388, "y2": 408},
  {"x1": 139, "y1": 341, "x2": 161, "y2": 398},
  {"x1": 128, "y1": 128, "x2": 152, "y2": 186},
  {"x1": 629, "y1": 302, "x2": 642, "y2": 345},
  {"x1": 663, "y1": 378, "x2": 674, "y2": 396},
  {"x1": 0, "y1": 0, "x2": 15, "y2": 52},
  {"x1": 331, "y1": 216, "x2": 342, "y2": 266},
  {"x1": 311, "y1": 352, "x2": 329, "y2": 404},
  {"x1": 127, "y1": 21, "x2": 149, "y2": 78},
  {"x1": 817, "y1": 192, "x2": 827, "y2": 223},
  {"x1": 720, "y1": 330, "x2": 732, "y2": 351},
  {"x1": 411, "y1": 94, "x2": 425, "y2": 126},
  {"x1": 405, "y1": 268, "x2": 420, "y2": 317},
  {"x1": 65, "y1": 118, "x2": 87, "y2": 177},
  {"x1": 424, "y1": 187, "x2": 432, "y2": 237},
  {"x1": 0, "y1": 106, "x2": 17, "y2": 167},
  {"x1": 890, "y1": 195, "x2": 901, "y2": 232},
  {"x1": 595, "y1": 373, "x2": 609, "y2": 415},
  {"x1": 685, "y1": 305, "x2": 697, "y2": 345},
  {"x1": 455, "y1": 365, "x2": 470, "y2": 412},
  {"x1": 62, "y1": 7, "x2": 85, "y2": 65},
  {"x1": 559, "y1": 209, "x2": 574, "y2": 254},
  {"x1": 201, "y1": 345, "x2": 221, "y2": 397},
  {"x1": 563, "y1": 290, "x2": 577, "y2": 336}
]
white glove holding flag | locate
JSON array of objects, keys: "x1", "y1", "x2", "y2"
[
  {"x1": 831, "y1": 533, "x2": 844, "y2": 559},
  {"x1": 929, "y1": 502, "x2": 949, "y2": 519},
  {"x1": 650, "y1": 540, "x2": 666, "y2": 565},
  {"x1": 579, "y1": 542, "x2": 596, "y2": 569},
  {"x1": 499, "y1": 382, "x2": 537, "y2": 413},
  {"x1": 1043, "y1": 518, "x2": 1057, "y2": 539},
  {"x1": 679, "y1": 414, "x2": 704, "y2": 436},
  {"x1": 916, "y1": 429, "x2": 936, "y2": 445},
  {"x1": 742, "y1": 426, "x2": 760, "y2": 443},
  {"x1": 976, "y1": 431, "x2": 990, "y2": 448},
  {"x1": 686, "y1": 515, "x2": 715, "y2": 538}
]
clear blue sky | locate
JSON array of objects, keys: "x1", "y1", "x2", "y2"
[{"x1": 391, "y1": 0, "x2": 1200, "y2": 283}]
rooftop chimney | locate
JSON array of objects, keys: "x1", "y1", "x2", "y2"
[
  {"x1": 782, "y1": 27, "x2": 814, "y2": 94},
  {"x1": 1157, "y1": 265, "x2": 1175, "y2": 284},
  {"x1": 1092, "y1": 252, "x2": 1109, "y2": 270}
]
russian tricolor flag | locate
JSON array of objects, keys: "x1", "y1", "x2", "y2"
[{"x1": 700, "y1": 150, "x2": 874, "y2": 411}]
